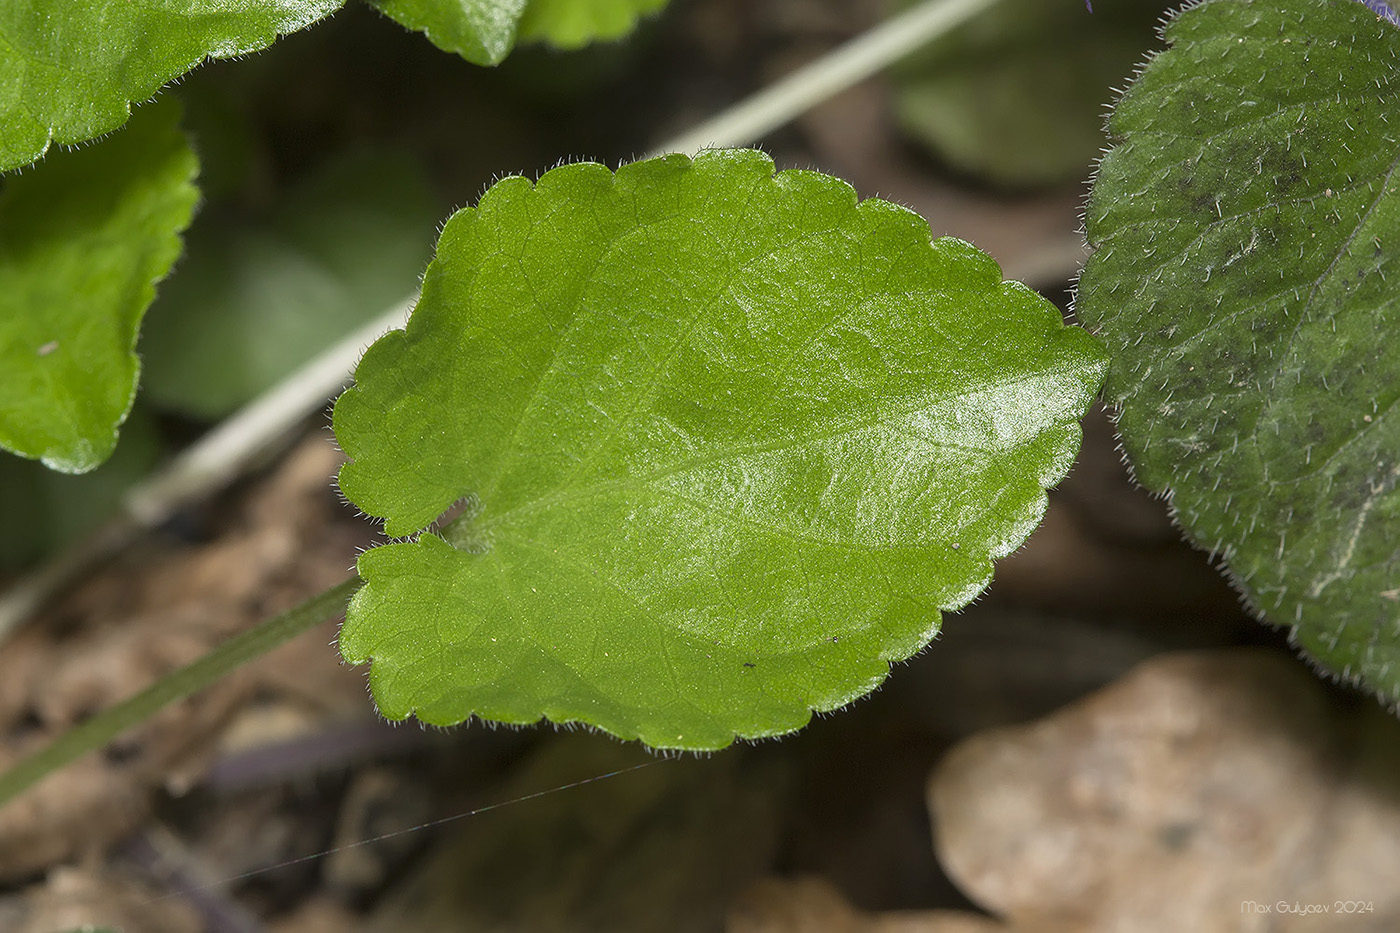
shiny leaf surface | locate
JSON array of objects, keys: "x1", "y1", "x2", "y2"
[{"x1": 335, "y1": 149, "x2": 1106, "y2": 749}]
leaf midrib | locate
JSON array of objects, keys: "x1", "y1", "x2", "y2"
[
  {"x1": 475, "y1": 167, "x2": 772, "y2": 505},
  {"x1": 469, "y1": 363, "x2": 1081, "y2": 538}
]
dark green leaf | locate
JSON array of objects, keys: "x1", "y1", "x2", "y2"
[{"x1": 1078, "y1": 0, "x2": 1400, "y2": 700}]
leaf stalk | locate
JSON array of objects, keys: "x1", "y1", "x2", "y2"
[{"x1": 0, "y1": 576, "x2": 360, "y2": 809}]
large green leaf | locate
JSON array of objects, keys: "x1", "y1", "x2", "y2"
[
  {"x1": 0, "y1": 100, "x2": 198, "y2": 473},
  {"x1": 0, "y1": 0, "x2": 342, "y2": 172},
  {"x1": 366, "y1": 0, "x2": 526, "y2": 65},
  {"x1": 518, "y1": 0, "x2": 667, "y2": 49},
  {"x1": 141, "y1": 150, "x2": 440, "y2": 419},
  {"x1": 1077, "y1": 0, "x2": 1400, "y2": 700},
  {"x1": 333, "y1": 149, "x2": 1106, "y2": 749},
  {"x1": 891, "y1": 0, "x2": 1168, "y2": 187}
]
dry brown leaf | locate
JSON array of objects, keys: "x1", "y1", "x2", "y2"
[{"x1": 930, "y1": 650, "x2": 1400, "y2": 931}]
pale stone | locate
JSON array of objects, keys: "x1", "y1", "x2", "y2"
[{"x1": 930, "y1": 650, "x2": 1400, "y2": 932}]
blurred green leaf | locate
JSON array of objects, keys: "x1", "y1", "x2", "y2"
[
  {"x1": 519, "y1": 0, "x2": 668, "y2": 49},
  {"x1": 1078, "y1": 0, "x2": 1400, "y2": 700},
  {"x1": 141, "y1": 150, "x2": 440, "y2": 419},
  {"x1": 369, "y1": 0, "x2": 667, "y2": 63},
  {"x1": 0, "y1": 100, "x2": 198, "y2": 472},
  {"x1": 333, "y1": 149, "x2": 1106, "y2": 750},
  {"x1": 892, "y1": 0, "x2": 1166, "y2": 187}
]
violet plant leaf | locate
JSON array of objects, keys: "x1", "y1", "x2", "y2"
[
  {"x1": 333, "y1": 149, "x2": 1106, "y2": 750},
  {"x1": 1077, "y1": 0, "x2": 1400, "y2": 701}
]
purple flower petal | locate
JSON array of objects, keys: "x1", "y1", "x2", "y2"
[{"x1": 1360, "y1": 0, "x2": 1400, "y2": 25}]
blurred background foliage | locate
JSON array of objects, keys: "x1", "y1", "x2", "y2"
[{"x1": 891, "y1": 0, "x2": 1172, "y2": 187}]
